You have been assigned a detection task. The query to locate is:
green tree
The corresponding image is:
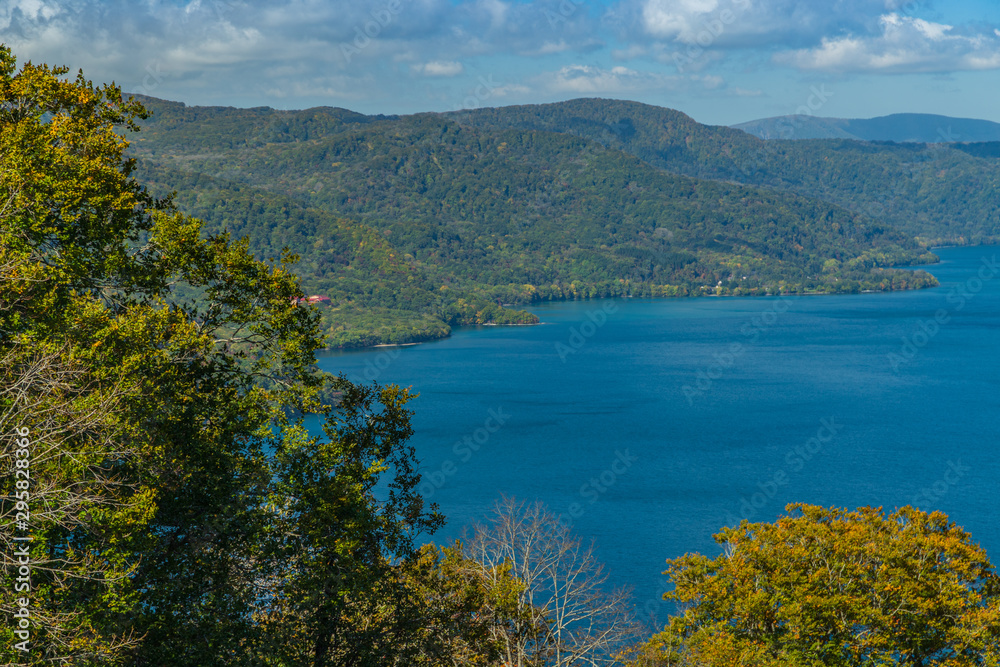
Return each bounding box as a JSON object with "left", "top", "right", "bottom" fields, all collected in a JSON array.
[
  {"left": 258, "top": 378, "right": 444, "bottom": 666},
  {"left": 392, "top": 542, "right": 524, "bottom": 666},
  {"left": 0, "top": 44, "right": 374, "bottom": 665},
  {"left": 629, "top": 504, "right": 1000, "bottom": 666},
  {"left": 0, "top": 345, "right": 151, "bottom": 662},
  {"left": 0, "top": 44, "right": 173, "bottom": 663},
  {"left": 0, "top": 44, "right": 505, "bottom": 667}
]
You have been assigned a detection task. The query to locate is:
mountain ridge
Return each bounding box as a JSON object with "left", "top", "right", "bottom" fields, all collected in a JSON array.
[
  {"left": 127, "top": 95, "right": 946, "bottom": 347},
  {"left": 445, "top": 98, "right": 1000, "bottom": 244},
  {"left": 732, "top": 112, "right": 1000, "bottom": 143}
]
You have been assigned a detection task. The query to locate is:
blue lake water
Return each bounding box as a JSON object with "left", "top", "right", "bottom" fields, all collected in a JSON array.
[{"left": 316, "top": 245, "right": 1000, "bottom": 625}]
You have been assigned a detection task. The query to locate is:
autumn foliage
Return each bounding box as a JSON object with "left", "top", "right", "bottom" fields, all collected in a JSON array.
[{"left": 630, "top": 504, "right": 1000, "bottom": 666}]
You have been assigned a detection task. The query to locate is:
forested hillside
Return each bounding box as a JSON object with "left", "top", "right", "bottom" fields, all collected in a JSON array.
[
  {"left": 130, "top": 96, "right": 938, "bottom": 347},
  {"left": 136, "top": 162, "right": 540, "bottom": 348},
  {"left": 452, "top": 99, "right": 1000, "bottom": 245},
  {"left": 733, "top": 112, "right": 1000, "bottom": 143}
]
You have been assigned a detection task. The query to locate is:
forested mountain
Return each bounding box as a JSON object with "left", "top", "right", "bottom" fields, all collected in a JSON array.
[
  {"left": 136, "top": 162, "right": 521, "bottom": 348},
  {"left": 734, "top": 112, "right": 1000, "bottom": 143},
  {"left": 451, "top": 99, "right": 1000, "bottom": 244},
  {"left": 130, "top": 96, "right": 938, "bottom": 347}
]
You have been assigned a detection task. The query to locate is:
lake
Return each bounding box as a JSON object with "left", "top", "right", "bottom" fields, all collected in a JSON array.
[{"left": 317, "top": 245, "right": 1000, "bottom": 626}]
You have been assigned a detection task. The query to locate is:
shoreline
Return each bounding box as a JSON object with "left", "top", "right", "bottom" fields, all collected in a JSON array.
[
  {"left": 324, "top": 246, "right": 989, "bottom": 352},
  {"left": 324, "top": 285, "right": 929, "bottom": 352}
]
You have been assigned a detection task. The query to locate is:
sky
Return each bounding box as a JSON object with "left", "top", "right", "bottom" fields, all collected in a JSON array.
[{"left": 3, "top": 0, "right": 1000, "bottom": 125}]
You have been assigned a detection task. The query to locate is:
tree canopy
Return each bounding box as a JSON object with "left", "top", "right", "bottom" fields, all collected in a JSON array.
[
  {"left": 0, "top": 44, "right": 447, "bottom": 665},
  {"left": 629, "top": 504, "right": 1000, "bottom": 667}
]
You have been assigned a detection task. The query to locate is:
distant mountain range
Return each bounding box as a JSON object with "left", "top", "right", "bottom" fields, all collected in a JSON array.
[
  {"left": 126, "top": 95, "right": 1000, "bottom": 346},
  {"left": 448, "top": 99, "right": 1000, "bottom": 244},
  {"left": 732, "top": 113, "right": 1000, "bottom": 143}
]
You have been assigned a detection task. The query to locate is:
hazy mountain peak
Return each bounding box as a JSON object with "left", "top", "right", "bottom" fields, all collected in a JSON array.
[{"left": 733, "top": 112, "right": 1000, "bottom": 143}]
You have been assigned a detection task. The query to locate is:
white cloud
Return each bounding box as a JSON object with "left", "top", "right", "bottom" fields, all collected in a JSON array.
[
  {"left": 5, "top": 0, "right": 1000, "bottom": 115},
  {"left": 0, "top": 0, "right": 61, "bottom": 27},
  {"left": 535, "top": 64, "right": 684, "bottom": 94},
  {"left": 520, "top": 40, "right": 573, "bottom": 56},
  {"left": 611, "top": 0, "right": 986, "bottom": 54},
  {"left": 777, "top": 13, "right": 1000, "bottom": 72},
  {"left": 1, "top": 0, "right": 605, "bottom": 110},
  {"left": 490, "top": 83, "right": 531, "bottom": 97},
  {"left": 696, "top": 74, "right": 724, "bottom": 89},
  {"left": 641, "top": 0, "right": 720, "bottom": 41},
  {"left": 520, "top": 65, "right": 755, "bottom": 101},
  {"left": 616, "top": 0, "right": 1000, "bottom": 76},
  {"left": 475, "top": 0, "right": 510, "bottom": 30},
  {"left": 730, "top": 86, "right": 763, "bottom": 97},
  {"left": 612, "top": 44, "right": 648, "bottom": 60},
  {"left": 413, "top": 60, "right": 464, "bottom": 76},
  {"left": 267, "top": 76, "right": 378, "bottom": 100}
]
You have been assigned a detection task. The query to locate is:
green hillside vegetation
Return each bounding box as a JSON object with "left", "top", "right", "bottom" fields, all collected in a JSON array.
[
  {"left": 131, "top": 97, "right": 937, "bottom": 348},
  {"left": 135, "top": 162, "right": 537, "bottom": 347},
  {"left": 450, "top": 98, "right": 1000, "bottom": 246},
  {"left": 953, "top": 141, "right": 1000, "bottom": 159}
]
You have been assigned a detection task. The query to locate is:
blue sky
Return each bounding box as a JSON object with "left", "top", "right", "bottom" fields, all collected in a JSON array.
[{"left": 3, "top": 0, "right": 1000, "bottom": 124}]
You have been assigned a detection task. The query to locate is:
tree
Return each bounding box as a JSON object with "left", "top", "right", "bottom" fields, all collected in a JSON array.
[
  {"left": 0, "top": 44, "right": 494, "bottom": 666},
  {"left": 392, "top": 542, "right": 523, "bottom": 666},
  {"left": 301, "top": 540, "right": 525, "bottom": 667},
  {"left": 0, "top": 43, "right": 353, "bottom": 665},
  {"left": 0, "top": 345, "right": 149, "bottom": 662},
  {"left": 0, "top": 44, "right": 177, "bottom": 664},
  {"left": 258, "top": 378, "right": 445, "bottom": 667},
  {"left": 629, "top": 504, "right": 1000, "bottom": 667},
  {"left": 464, "top": 496, "right": 643, "bottom": 667}
]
